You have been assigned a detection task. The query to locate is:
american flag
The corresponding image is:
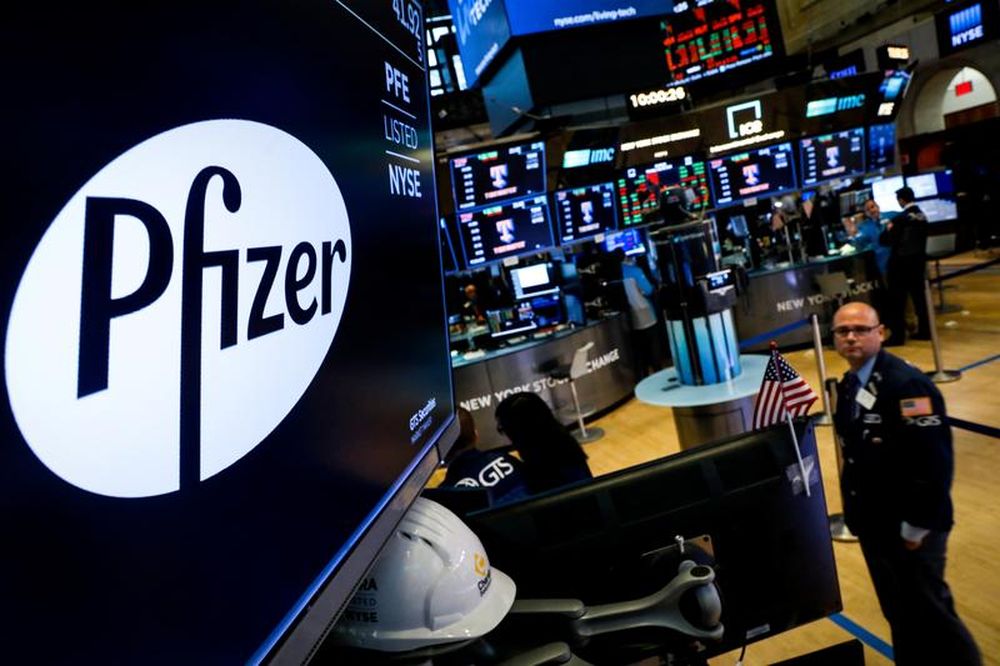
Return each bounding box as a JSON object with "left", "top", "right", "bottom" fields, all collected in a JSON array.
[{"left": 752, "top": 347, "right": 819, "bottom": 430}]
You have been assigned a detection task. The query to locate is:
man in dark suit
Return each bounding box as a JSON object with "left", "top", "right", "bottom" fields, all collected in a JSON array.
[
  {"left": 832, "top": 301, "right": 980, "bottom": 665},
  {"left": 879, "top": 186, "right": 930, "bottom": 345}
]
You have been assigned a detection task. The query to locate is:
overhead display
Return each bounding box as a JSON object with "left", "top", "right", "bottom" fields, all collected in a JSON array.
[
  {"left": 935, "top": 0, "right": 1000, "bottom": 56},
  {"left": 447, "top": 0, "right": 513, "bottom": 86},
  {"left": 799, "top": 127, "right": 866, "bottom": 187},
  {"left": 553, "top": 182, "right": 619, "bottom": 245},
  {"left": 4, "top": 1, "right": 455, "bottom": 664},
  {"left": 867, "top": 123, "right": 896, "bottom": 171},
  {"left": 456, "top": 195, "right": 556, "bottom": 266},
  {"left": 617, "top": 156, "right": 711, "bottom": 227},
  {"left": 450, "top": 140, "right": 547, "bottom": 211},
  {"left": 660, "top": 0, "right": 782, "bottom": 88},
  {"left": 708, "top": 142, "right": 798, "bottom": 206},
  {"left": 505, "top": 0, "right": 676, "bottom": 35}
]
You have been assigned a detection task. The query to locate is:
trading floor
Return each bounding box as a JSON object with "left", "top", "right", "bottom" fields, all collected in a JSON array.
[{"left": 581, "top": 250, "right": 1000, "bottom": 665}]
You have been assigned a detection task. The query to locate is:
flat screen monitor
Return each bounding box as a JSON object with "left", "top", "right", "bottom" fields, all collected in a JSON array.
[
  {"left": 462, "top": 419, "right": 841, "bottom": 663},
  {"left": 918, "top": 197, "right": 959, "bottom": 223},
  {"left": 457, "top": 195, "right": 557, "bottom": 267},
  {"left": 867, "top": 123, "right": 896, "bottom": 171},
  {"left": 487, "top": 294, "right": 564, "bottom": 337},
  {"left": 660, "top": 0, "right": 782, "bottom": 89},
  {"left": 907, "top": 169, "right": 954, "bottom": 200},
  {"left": 871, "top": 175, "right": 905, "bottom": 213},
  {"left": 616, "top": 156, "right": 712, "bottom": 227},
  {"left": 446, "top": 0, "right": 512, "bottom": 86},
  {"left": 799, "top": 128, "right": 866, "bottom": 187},
  {"left": 604, "top": 228, "right": 647, "bottom": 256},
  {"left": 707, "top": 142, "right": 798, "bottom": 207},
  {"left": 450, "top": 140, "right": 547, "bottom": 211},
  {"left": 5, "top": 1, "right": 457, "bottom": 664},
  {"left": 510, "top": 262, "right": 559, "bottom": 299},
  {"left": 553, "top": 182, "right": 618, "bottom": 245},
  {"left": 440, "top": 217, "right": 461, "bottom": 274}
]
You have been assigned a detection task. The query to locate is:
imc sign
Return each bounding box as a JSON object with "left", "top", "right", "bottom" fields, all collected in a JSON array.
[{"left": 5, "top": 120, "right": 352, "bottom": 498}]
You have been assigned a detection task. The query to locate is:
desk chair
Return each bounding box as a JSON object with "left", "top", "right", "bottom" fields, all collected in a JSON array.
[
  {"left": 549, "top": 342, "right": 604, "bottom": 444},
  {"left": 926, "top": 233, "right": 961, "bottom": 313}
]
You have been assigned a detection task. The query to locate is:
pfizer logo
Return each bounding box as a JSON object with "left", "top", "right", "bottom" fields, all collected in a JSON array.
[{"left": 5, "top": 120, "right": 351, "bottom": 498}]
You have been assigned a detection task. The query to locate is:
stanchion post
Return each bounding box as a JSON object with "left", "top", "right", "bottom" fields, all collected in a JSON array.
[
  {"left": 824, "top": 377, "right": 858, "bottom": 542},
  {"left": 923, "top": 276, "right": 961, "bottom": 384},
  {"left": 810, "top": 314, "right": 832, "bottom": 426}
]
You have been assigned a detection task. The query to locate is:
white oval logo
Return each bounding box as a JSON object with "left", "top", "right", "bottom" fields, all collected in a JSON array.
[{"left": 5, "top": 119, "right": 352, "bottom": 498}]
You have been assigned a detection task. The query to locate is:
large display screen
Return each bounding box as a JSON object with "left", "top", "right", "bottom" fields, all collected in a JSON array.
[
  {"left": 450, "top": 140, "right": 547, "bottom": 211},
  {"left": 505, "top": 0, "right": 676, "bottom": 35},
  {"left": 5, "top": 1, "right": 455, "bottom": 664},
  {"left": 936, "top": 0, "right": 1000, "bottom": 56},
  {"left": 867, "top": 123, "right": 896, "bottom": 171},
  {"left": 660, "top": 0, "right": 781, "bottom": 88},
  {"left": 799, "top": 128, "right": 866, "bottom": 187},
  {"left": 553, "top": 182, "right": 619, "bottom": 245},
  {"left": 708, "top": 142, "right": 798, "bottom": 206},
  {"left": 616, "top": 156, "right": 711, "bottom": 227},
  {"left": 447, "top": 0, "right": 513, "bottom": 86},
  {"left": 456, "top": 195, "right": 556, "bottom": 266}
]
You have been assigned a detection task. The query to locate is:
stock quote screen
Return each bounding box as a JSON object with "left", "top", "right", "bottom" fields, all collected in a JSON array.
[
  {"left": 799, "top": 128, "right": 865, "bottom": 187},
  {"left": 616, "top": 157, "right": 711, "bottom": 227},
  {"left": 449, "top": 141, "right": 547, "bottom": 211},
  {"left": 708, "top": 142, "right": 798, "bottom": 206},
  {"left": 661, "top": 0, "right": 780, "bottom": 87},
  {"left": 456, "top": 195, "right": 556, "bottom": 267}
]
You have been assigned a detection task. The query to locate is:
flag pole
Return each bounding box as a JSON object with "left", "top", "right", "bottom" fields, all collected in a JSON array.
[{"left": 771, "top": 341, "right": 812, "bottom": 498}]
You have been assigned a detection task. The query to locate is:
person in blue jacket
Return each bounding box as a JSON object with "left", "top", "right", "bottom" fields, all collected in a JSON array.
[
  {"left": 832, "top": 301, "right": 980, "bottom": 665},
  {"left": 843, "top": 198, "right": 890, "bottom": 276}
]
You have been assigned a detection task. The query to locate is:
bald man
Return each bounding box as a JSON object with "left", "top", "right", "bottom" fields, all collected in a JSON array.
[{"left": 831, "top": 302, "right": 979, "bottom": 664}]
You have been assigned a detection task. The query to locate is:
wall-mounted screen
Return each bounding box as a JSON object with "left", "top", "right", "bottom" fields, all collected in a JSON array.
[
  {"left": 799, "top": 128, "right": 866, "bottom": 187},
  {"left": 446, "top": 0, "right": 512, "bottom": 86},
  {"left": 616, "top": 156, "right": 711, "bottom": 227},
  {"left": 505, "top": 0, "right": 676, "bottom": 35},
  {"left": 707, "top": 142, "right": 798, "bottom": 207},
  {"left": 5, "top": 1, "right": 456, "bottom": 664},
  {"left": 456, "top": 195, "right": 556, "bottom": 267},
  {"left": 553, "top": 182, "right": 619, "bottom": 245},
  {"left": 604, "top": 228, "right": 647, "bottom": 255},
  {"left": 660, "top": 0, "right": 782, "bottom": 88},
  {"left": 936, "top": 0, "right": 1000, "bottom": 56},
  {"left": 871, "top": 175, "right": 905, "bottom": 213},
  {"left": 867, "top": 123, "right": 896, "bottom": 171},
  {"left": 450, "top": 140, "right": 547, "bottom": 211}
]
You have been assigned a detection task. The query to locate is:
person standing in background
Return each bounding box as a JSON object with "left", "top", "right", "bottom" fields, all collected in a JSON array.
[
  {"left": 880, "top": 186, "right": 930, "bottom": 344},
  {"left": 831, "top": 302, "right": 980, "bottom": 665}
]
